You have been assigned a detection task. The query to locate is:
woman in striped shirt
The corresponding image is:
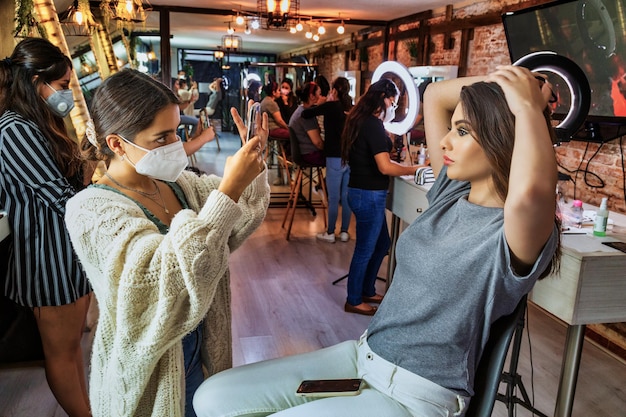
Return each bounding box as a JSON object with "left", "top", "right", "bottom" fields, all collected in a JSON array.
[{"left": 0, "top": 38, "right": 92, "bottom": 416}]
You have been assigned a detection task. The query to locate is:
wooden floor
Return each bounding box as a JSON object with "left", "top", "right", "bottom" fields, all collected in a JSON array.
[{"left": 1, "top": 131, "right": 626, "bottom": 416}]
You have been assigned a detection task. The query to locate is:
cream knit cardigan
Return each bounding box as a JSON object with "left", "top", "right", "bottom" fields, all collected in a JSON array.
[{"left": 65, "top": 169, "right": 270, "bottom": 417}]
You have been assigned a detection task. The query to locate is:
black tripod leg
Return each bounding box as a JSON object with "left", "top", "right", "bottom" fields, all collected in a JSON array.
[
  {"left": 332, "top": 274, "right": 348, "bottom": 285},
  {"left": 498, "top": 310, "right": 549, "bottom": 417}
]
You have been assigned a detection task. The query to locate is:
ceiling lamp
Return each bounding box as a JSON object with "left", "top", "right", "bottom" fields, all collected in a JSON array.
[
  {"left": 251, "top": 18, "right": 260, "bottom": 30},
  {"left": 227, "top": 22, "right": 235, "bottom": 34},
  {"left": 317, "top": 24, "right": 325, "bottom": 35},
  {"left": 259, "top": 0, "right": 300, "bottom": 29},
  {"left": 222, "top": 34, "right": 242, "bottom": 52},
  {"left": 236, "top": 14, "right": 245, "bottom": 25},
  {"left": 337, "top": 21, "right": 345, "bottom": 34},
  {"left": 214, "top": 49, "right": 225, "bottom": 60}
]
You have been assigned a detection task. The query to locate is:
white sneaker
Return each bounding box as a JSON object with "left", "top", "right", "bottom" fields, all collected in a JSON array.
[
  {"left": 339, "top": 232, "right": 350, "bottom": 242},
  {"left": 316, "top": 232, "right": 336, "bottom": 243}
]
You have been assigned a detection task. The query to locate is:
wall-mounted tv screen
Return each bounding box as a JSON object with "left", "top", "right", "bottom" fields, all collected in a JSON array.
[{"left": 503, "top": 0, "right": 626, "bottom": 141}]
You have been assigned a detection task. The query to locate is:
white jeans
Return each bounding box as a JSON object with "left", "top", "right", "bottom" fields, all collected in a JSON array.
[{"left": 193, "top": 333, "right": 469, "bottom": 417}]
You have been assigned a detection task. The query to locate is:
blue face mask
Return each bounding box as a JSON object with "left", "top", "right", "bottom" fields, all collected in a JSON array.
[{"left": 45, "top": 83, "right": 74, "bottom": 117}]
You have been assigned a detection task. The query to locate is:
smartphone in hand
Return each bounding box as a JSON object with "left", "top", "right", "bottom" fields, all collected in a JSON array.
[{"left": 295, "top": 378, "right": 363, "bottom": 397}]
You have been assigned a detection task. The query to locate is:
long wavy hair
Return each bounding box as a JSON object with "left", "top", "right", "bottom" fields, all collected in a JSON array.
[
  {"left": 460, "top": 81, "right": 560, "bottom": 277},
  {"left": 341, "top": 78, "right": 398, "bottom": 163},
  {"left": 81, "top": 69, "right": 179, "bottom": 164},
  {"left": 0, "top": 38, "right": 80, "bottom": 180}
]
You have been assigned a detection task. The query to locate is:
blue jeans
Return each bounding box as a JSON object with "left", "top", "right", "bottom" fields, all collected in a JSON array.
[
  {"left": 346, "top": 188, "right": 390, "bottom": 306},
  {"left": 325, "top": 157, "right": 351, "bottom": 235},
  {"left": 183, "top": 324, "right": 204, "bottom": 417},
  {"left": 192, "top": 333, "right": 468, "bottom": 417}
]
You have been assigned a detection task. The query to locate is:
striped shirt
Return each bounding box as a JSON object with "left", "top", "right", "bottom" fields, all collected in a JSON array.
[{"left": 0, "top": 111, "right": 90, "bottom": 307}]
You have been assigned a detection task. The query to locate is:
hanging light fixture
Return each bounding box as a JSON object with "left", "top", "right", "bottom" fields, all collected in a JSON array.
[
  {"left": 337, "top": 20, "right": 345, "bottom": 34},
  {"left": 260, "top": 0, "right": 299, "bottom": 29},
  {"left": 214, "top": 49, "right": 225, "bottom": 60},
  {"left": 222, "top": 34, "right": 242, "bottom": 52}
]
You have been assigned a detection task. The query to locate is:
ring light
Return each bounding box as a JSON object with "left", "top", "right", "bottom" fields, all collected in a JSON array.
[
  {"left": 372, "top": 61, "right": 420, "bottom": 135},
  {"left": 514, "top": 51, "right": 591, "bottom": 141}
]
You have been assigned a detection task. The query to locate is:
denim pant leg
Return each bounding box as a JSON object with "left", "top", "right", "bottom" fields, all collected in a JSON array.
[
  {"left": 339, "top": 163, "right": 352, "bottom": 233},
  {"left": 363, "top": 218, "right": 390, "bottom": 297},
  {"left": 346, "top": 188, "right": 389, "bottom": 306},
  {"left": 193, "top": 341, "right": 360, "bottom": 417},
  {"left": 325, "top": 157, "right": 343, "bottom": 234},
  {"left": 183, "top": 325, "right": 205, "bottom": 417}
]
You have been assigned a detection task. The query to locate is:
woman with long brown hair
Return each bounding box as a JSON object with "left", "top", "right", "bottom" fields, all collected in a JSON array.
[
  {"left": 192, "top": 66, "right": 560, "bottom": 417},
  {"left": 0, "top": 38, "right": 92, "bottom": 416}
]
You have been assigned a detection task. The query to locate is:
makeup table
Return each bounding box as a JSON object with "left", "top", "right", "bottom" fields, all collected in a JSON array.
[{"left": 386, "top": 175, "right": 626, "bottom": 417}]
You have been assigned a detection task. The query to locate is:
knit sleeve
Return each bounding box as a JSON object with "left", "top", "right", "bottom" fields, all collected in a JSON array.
[{"left": 176, "top": 168, "right": 271, "bottom": 253}]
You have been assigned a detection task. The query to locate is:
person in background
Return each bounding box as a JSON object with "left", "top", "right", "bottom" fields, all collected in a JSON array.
[
  {"left": 289, "top": 81, "right": 324, "bottom": 166},
  {"left": 260, "top": 81, "right": 290, "bottom": 140},
  {"left": 179, "top": 78, "right": 199, "bottom": 118},
  {"left": 302, "top": 77, "right": 353, "bottom": 243},
  {"left": 247, "top": 79, "right": 262, "bottom": 104},
  {"left": 192, "top": 66, "right": 561, "bottom": 417},
  {"left": 275, "top": 78, "right": 298, "bottom": 125},
  {"left": 314, "top": 75, "right": 331, "bottom": 139},
  {"left": 65, "top": 68, "right": 270, "bottom": 417},
  {"left": 205, "top": 77, "right": 223, "bottom": 118},
  {"left": 0, "top": 37, "right": 92, "bottom": 416},
  {"left": 315, "top": 75, "right": 331, "bottom": 105},
  {"left": 177, "top": 90, "right": 198, "bottom": 134},
  {"left": 341, "top": 78, "right": 421, "bottom": 315}
]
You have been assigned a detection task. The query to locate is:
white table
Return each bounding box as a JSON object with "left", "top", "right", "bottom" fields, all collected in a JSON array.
[{"left": 386, "top": 176, "right": 626, "bottom": 417}]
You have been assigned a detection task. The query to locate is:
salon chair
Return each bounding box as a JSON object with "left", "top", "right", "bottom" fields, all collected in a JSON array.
[
  {"left": 281, "top": 127, "right": 327, "bottom": 240},
  {"left": 465, "top": 295, "right": 545, "bottom": 417}
]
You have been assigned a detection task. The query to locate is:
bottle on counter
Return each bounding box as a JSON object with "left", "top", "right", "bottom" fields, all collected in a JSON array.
[
  {"left": 593, "top": 197, "right": 609, "bottom": 237},
  {"left": 571, "top": 200, "right": 583, "bottom": 228},
  {"left": 418, "top": 144, "right": 427, "bottom": 165}
]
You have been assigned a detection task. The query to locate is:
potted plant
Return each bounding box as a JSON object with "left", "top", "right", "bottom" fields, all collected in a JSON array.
[{"left": 405, "top": 39, "right": 419, "bottom": 65}]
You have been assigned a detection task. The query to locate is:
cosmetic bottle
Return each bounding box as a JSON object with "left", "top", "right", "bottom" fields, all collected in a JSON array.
[
  {"left": 571, "top": 200, "right": 583, "bottom": 228},
  {"left": 593, "top": 197, "right": 609, "bottom": 237}
]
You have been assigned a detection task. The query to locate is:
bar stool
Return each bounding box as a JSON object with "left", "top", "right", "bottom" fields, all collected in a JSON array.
[{"left": 281, "top": 127, "right": 327, "bottom": 240}]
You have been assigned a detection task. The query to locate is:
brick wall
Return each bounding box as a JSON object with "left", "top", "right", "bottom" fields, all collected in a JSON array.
[{"left": 307, "top": 0, "right": 626, "bottom": 215}]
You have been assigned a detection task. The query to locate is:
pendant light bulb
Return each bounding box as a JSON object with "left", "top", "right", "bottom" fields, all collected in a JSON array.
[
  {"left": 337, "top": 21, "right": 345, "bottom": 34},
  {"left": 296, "top": 21, "right": 303, "bottom": 31},
  {"left": 75, "top": 10, "right": 83, "bottom": 25}
]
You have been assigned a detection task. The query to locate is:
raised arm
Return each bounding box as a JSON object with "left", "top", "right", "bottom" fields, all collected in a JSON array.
[
  {"left": 422, "top": 76, "right": 484, "bottom": 178},
  {"left": 486, "top": 66, "right": 557, "bottom": 271}
]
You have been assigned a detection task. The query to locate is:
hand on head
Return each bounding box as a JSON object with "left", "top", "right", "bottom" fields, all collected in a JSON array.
[{"left": 485, "top": 65, "right": 553, "bottom": 116}]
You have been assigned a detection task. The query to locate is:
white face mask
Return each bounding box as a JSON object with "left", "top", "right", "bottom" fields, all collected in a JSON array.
[
  {"left": 381, "top": 106, "right": 396, "bottom": 123},
  {"left": 120, "top": 135, "right": 188, "bottom": 182},
  {"left": 380, "top": 96, "right": 398, "bottom": 124}
]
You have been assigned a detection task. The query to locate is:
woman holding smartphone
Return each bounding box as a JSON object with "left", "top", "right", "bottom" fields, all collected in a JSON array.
[{"left": 65, "top": 69, "right": 270, "bottom": 417}]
